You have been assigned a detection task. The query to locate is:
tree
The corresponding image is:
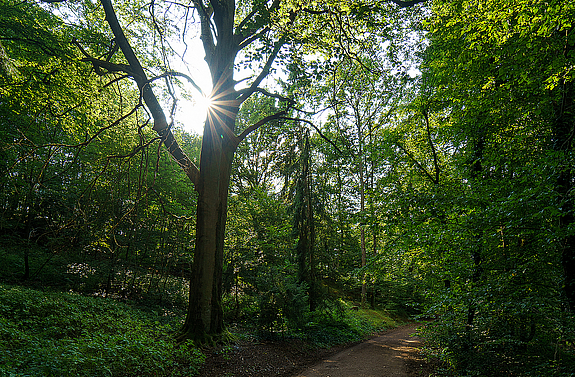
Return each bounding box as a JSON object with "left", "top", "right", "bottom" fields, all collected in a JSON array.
[
  {"left": 412, "top": 0, "right": 575, "bottom": 373},
  {"left": 29, "top": 0, "right": 427, "bottom": 342},
  {"left": 293, "top": 129, "right": 316, "bottom": 311},
  {"left": 65, "top": 0, "right": 293, "bottom": 342},
  {"left": 0, "top": 0, "right": 122, "bottom": 279}
]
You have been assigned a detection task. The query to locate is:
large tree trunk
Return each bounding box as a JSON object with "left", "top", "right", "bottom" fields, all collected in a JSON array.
[
  {"left": 553, "top": 75, "right": 575, "bottom": 313},
  {"left": 178, "top": 109, "right": 238, "bottom": 341}
]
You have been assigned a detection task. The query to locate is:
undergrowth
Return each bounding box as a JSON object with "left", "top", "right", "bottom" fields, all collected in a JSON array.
[
  {"left": 0, "top": 281, "right": 407, "bottom": 376},
  {"left": 299, "top": 303, "right": 401, "bottom": 348},
  {"left": 256, "top": 300, "right": 402, "bottom": 348},
  {"left": 0, "top": 284, "right": 204, "bottom": 377}
]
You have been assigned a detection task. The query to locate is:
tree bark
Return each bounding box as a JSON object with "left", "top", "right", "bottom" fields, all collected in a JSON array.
[
  {"left": 295, "top": 133, "right": 316, "bottom": 312},
  {"left": 553, "top": 71, "right": 575, "bottom": 313},
  {"left": 357, "top": 121, "right": 367, "bottom": 307}
]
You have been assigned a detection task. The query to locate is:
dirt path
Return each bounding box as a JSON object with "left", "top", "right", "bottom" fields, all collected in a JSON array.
[{"left": 293, "top": 323, "right": 423, "bottom": 377}]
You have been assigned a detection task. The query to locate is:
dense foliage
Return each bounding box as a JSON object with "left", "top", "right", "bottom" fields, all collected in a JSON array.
[{"left": 1, "top": 0, "right": 575, "bottom": 376}]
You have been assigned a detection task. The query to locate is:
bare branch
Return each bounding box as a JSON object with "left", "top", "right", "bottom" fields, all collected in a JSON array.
[
  {"left": 281, "top": 117, "right": 343, "bottom": 154},
  {"left": 81, "top": 56, "right": 137, "bottom": 77},
  {"left": 332, "top": 13, "right": 379, "bottom": 75},
  {"left": 236, "top": 110, "right": 288, "bottom": 143},
  {"left": 236, "top": 87, "right": 295, "bottom": 105},
  {"left": 389, "top": 0, "right": 428, "bottom": 7},
  {"left": 149, "top": 70, "right": 206, "bottom": 96},
  {"left": 237, "top": 26, "right": 270, "bottom": 50},
  {"left": 73, "top": 39, "right": 137, "bottom": 77},
  {"left": 98, "top": 0, "right": 200, "bottom": 188},
  {"left": 237, "top": 37, "right": 285, "bottom": 103},
  {"left": 101, "top": 74, "right": 130, "bottom": 89},
  {"left": 236, "top": 7, "right": 260, "bottom": 33}
]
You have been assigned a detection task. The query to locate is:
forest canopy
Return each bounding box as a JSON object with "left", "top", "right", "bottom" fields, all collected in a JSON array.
[{"left": 1, "top": 0, "right": 574, "bottom": 376}]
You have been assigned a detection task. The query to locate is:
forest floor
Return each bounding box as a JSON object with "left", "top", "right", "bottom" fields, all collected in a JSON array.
[{"left": 200, "top": 323, "right": 438, "bottom": 377}]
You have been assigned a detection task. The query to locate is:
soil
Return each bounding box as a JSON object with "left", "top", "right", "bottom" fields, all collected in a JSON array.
[{"left": 199, "top": 323, "right": 438, "bottom": 377}]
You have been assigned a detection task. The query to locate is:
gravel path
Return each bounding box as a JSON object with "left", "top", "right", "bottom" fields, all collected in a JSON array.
[{"left": 293, "top": 323, "right": 422, "bottom": 377}]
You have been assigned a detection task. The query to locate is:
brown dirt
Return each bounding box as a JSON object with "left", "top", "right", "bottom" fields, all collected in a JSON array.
[{"left": 199, "top": 323, "right": 438, "bottom": 377}]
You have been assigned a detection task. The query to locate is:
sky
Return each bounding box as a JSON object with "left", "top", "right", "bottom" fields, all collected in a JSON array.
[{"left": 171, "top": 39, "right": 212, "bottom": 135}]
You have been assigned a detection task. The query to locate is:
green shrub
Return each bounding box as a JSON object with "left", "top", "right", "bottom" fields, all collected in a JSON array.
[
  {"left": 420, "top": 307, "right": 575, "bottom": 377},
  {"left": 257, "top": 279, "right": 309, "bottom": 332},
  {"left": 293, "top": 302, "right": 397, "bottom": 348}
]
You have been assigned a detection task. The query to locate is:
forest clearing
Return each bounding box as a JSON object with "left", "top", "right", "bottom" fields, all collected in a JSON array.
[{"left": 1, "top": 0, "right": 575, "bottom": 376}]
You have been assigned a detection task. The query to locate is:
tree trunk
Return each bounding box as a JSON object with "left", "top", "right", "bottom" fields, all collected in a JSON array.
[
  {"left": 357, "top": 122, "right": 367, "bottom": 307},
  {"left": 465, "top": 134, "right": 485, "bottom": 355},
  {"left": 98, "top": 0, "right": 284, "bottom": 342},
  {"left": 178, "top": 17, "right": 240, "bottom": 337},
  {"left": 178, "top": 110, "right": 238, "bottom": 341},
  {"left": 295, "top": 133, "right": 316, "bottom": 312},
  {"left": 553, "top": 73, "right": 575, "bottom": 312}
]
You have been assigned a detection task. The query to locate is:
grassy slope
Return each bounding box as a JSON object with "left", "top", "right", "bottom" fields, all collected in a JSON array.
[{"left": 0, "top": 284, "right": 203, "bottom": 377}]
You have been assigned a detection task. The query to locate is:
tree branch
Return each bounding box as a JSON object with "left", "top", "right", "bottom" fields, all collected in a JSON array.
[
  {"left": 302, "top": 8, "right": 329, "bottom": 15},
  {"left": 395, "top": 141, "right": 437, "bottom": 184},
  {"left": 389, "top": 0, "right": 428, "bottom": 7},
  {"left": 236, "top": 0, "right": 280, "bottom": 41},
  {"left": 236, "top": 87, "right": 295, "bottom": 105},
  {"left": 192, "top": 0, "right": 215, "bottom": 65},
  {"left": 236, "top": 110, "right": 288, "bottom": 144},
  {"left": 73, "top": 39, "right": 137, "bottom": 77},
  {"left": 149, "top": 70, "right": 206, "bottom": 96},
  {"left": 98, "top": 0, "right": 200, "bottom": 188},
  {"left": 236, "top": 8, "right": 260, "bottom": 33},
  {"left": 237, "top": 37, "right": 285, "bottom": 103},
  {"left": 237, "top": 27, "right": 270, "bottom": 51},
  {"left": 281, "top": 117, "right": 343, "bottom": 154},
  {"left": 423, "top": 109, "right": 440, "bottom": 184},
  {"left": 81, "top": 56, "right": 136, "bottom": 77}
]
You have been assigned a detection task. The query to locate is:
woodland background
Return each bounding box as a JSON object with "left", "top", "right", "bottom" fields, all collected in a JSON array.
[{"left": 1, "top": 0, "right": 574, "bottom": 376}]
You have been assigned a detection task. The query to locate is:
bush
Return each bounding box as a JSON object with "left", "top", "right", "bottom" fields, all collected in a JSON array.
[
  {"left": 257, "top": 278, "right": 309, "bottom": 333},
  {"left": 293, "top": 302, "right": 398, "bottom": 348},
  {"left": 420, "top": 307, "right": 575, "bottom": 377}
]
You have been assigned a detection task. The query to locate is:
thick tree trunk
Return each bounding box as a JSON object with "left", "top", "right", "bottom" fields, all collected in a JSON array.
[
  {"left": 553, "top": 75, "right": 575, "bottom": 312},
  {"left": 179, "top": 110, "right": 237, "bottom": 341},
  {"left": 99, "top": 0, "right": 290, "bottom": 342},
  {"left": 211, "top": 135, "right": 236, "bottom": 335}
]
